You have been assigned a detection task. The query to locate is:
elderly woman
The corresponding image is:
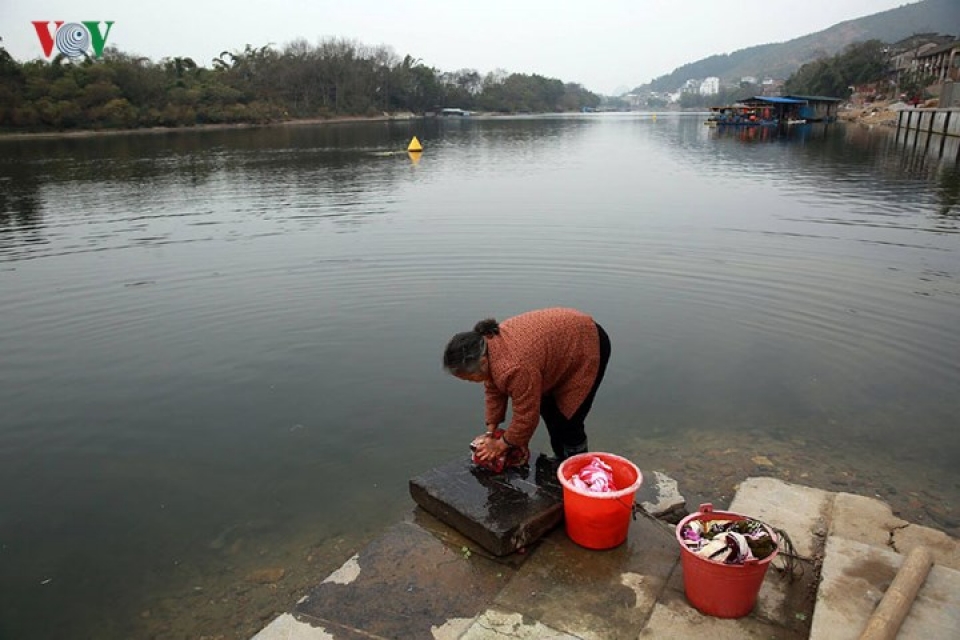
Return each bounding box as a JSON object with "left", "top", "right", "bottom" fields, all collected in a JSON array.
[{"left": 443, "top": 307, "right": 611, "bottom": 467}]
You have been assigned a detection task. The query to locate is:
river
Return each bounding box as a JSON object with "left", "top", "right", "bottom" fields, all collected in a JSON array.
[{"left": 1, "top": 114, "right": 958, "bottom": 638}]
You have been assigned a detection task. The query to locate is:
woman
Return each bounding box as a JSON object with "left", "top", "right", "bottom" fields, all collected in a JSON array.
[{"left": 443, "top": 307, "right": 611, "bottom": 467}]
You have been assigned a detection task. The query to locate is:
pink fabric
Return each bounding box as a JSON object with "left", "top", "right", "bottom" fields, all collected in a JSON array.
[{"left": 570, "top": 456, "right": 618, "bottom": 493}]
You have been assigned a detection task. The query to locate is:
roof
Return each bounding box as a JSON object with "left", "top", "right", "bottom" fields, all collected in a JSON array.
[
  {"left": 745, "top": 96, "right": 807, "bottom": 104},
  {"left": 916, "top": 40, "right": 960, "bottom": 58},
  {"left": 782, "top": 95, "right": 843, "bottom": 103}
]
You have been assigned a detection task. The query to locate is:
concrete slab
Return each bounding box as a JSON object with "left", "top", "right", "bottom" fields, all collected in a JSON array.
[
  {"left": 831, "top": 492, "right": 960, "bottom": 571},
  {"left": 460, "top": 609, "right": 583, "bottom": 639},
  {"left": 292, "top": 520, "right": 514, "bottom": 639},
  {"left": 252, "top": 477, "right": 960, "bottom": 640},
  {"left": 729, "top": 477, "right": 834, "bottom": 559},
  {"left": 253, "top": 613, "right": 383, "bottom": 640},
  {"left": 752, "top": 558, "right": 818, "bottom": 631},
  {"left": 893, "top": 524, "right": 960, "bottom": 571},
  {"left": 252, "top": 613, "right": 339, "bottom": 640},
  {"left": 640, "top": 589, "right": 807, "bottom": 639},
  {"left": 829, "top": 492, "right": 906, "bottom": 548},
  {"left": 409, "top": 454, "right": 564, "bottom": 557},
  {"left": 809, "top": 536, "right": 960, "bottom": 640},
  {"left": 494, "top": 512, "right": 679, "bottom": 640}
]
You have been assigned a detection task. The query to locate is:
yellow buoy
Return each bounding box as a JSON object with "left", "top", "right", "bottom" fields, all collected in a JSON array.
[{"left": 407, "top": 136, "right": 423, "bottom": 152}]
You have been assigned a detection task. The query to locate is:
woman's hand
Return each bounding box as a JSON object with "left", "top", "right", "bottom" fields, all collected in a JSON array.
[{"left": 474, "top": 434, "right": 508, "bottom": 462}]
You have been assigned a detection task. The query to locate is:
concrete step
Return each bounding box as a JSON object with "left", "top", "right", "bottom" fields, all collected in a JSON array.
[
  {"left": 485, "top": 511, "right": 679, "bottom": 639},
  {"left": 809, "top": 537, "right": 960, "bottom": 639},
  {"left": 252, "top": 475, "right": 960, "bottom": 640},
  {"left": 730, "top": 477, "right": 960, "bottom": 640},
  {"left": 253, "top": 509, "right": 527, "bottom": 640}
]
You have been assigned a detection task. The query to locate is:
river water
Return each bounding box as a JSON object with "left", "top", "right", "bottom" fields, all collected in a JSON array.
[{"left": 1, "top": 114, "right": 958, "bottom": 638}]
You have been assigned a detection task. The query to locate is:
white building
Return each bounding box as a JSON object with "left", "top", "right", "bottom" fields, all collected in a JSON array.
[{"left": 699, "top": 77, "right": 720, "bottom": 95}]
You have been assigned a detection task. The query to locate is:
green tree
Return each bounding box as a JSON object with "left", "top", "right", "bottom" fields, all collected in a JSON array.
[{"left": 785, "top": 40, "right": 890, "bottom": 98}]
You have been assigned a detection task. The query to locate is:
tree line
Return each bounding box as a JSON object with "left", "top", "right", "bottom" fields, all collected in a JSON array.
[{"left": 0, "top": 38, "right": 601, "bottom": 132}]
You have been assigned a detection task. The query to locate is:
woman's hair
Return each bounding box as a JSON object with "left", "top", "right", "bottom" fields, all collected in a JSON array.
[{"left": 443, "top": 318, "right": 500, "bottom": 374}]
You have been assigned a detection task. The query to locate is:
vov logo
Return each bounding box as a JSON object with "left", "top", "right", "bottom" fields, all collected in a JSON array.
[{"left": 32, "top": 21, "right": 115, "bottom": 59}]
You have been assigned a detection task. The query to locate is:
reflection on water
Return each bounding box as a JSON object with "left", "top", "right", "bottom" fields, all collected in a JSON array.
[{"left": 1, "top": 115, "right": 958, "bottom": 639}]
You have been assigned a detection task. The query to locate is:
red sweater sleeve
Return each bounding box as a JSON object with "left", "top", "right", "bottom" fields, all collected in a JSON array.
[
  {"left": 484, "top": 380, "right": 507, "bottom": 426},
  {"left": 500, "top": 366, "right": 542, "bottom": 448}
]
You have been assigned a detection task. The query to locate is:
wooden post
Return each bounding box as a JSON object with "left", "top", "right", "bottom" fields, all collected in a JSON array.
[
  {"left": 858, "top": 547, "right": 934, "bottom": 640},
  {"left": 939, "top": 111, "right": 951, "bottom": 157}
]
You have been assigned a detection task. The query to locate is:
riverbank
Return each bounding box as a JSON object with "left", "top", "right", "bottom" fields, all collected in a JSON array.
[
  {"left": 253, "top": 475, "right": 960, "bottom": 640},
  {"left": 0, "top": 113, "right": 420, "bottom": 141},
  {"left": 837, "top": 99, "right": 941, "bottom": 128},
  {"left": 131, "top": 425, "right": 959, "bottom": 639}
]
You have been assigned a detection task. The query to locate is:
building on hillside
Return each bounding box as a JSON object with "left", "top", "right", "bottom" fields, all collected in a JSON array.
[
  {"left": 740, "top": 76, "right": 758, "bottom": 86},
  {"left": 680, "top": 78, "right": 700, "bottom": 95},
  {"left": 888, "top": 33, "right": 957, "bottom": 89},
  {"left": 910, "top": 39, "right": 960, "bottom": 107},
  {"left": 848, "top": 83, "right": 886, "bottom": 104},
  {"left": 699, "top": 77, "right": 720, "bottom": 95},
  {"left": 760, "top": 78, "right": 784, "bottom": 97},
  {"left": 914, "top": 39, "right": 960, "bottom": 84}
]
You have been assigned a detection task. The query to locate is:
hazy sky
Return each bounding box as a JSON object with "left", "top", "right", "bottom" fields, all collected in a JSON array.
[{"left": 2, "top": 0, "right": 918, "bottom": 95}]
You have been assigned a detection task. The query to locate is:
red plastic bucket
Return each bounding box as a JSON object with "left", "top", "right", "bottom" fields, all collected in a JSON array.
[
  {"left": 557, "top": 453, "right": 643, "bottom": 550},
  {"left": 675, "top": 503, "right": 779, "bottom": 618}
]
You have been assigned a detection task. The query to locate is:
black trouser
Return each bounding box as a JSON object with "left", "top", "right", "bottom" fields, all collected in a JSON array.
[{"left": 540, "top": 322, "right": 611, "bottom": 458}]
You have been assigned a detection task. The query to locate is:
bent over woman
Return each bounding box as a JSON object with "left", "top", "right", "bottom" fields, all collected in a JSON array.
[{"left": 443, "top": 307, "right": 611, "bottom": 466}]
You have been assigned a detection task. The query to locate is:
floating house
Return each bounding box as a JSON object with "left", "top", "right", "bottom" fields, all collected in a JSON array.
[
  {"left": 706, "top": 95, "right": 841, "bottom": 127},
  {"left": 781, "top": 95, "right": 842, "bottom": 122}
]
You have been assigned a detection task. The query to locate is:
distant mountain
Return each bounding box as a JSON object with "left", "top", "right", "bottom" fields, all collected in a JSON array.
[{"left": 632, "top": 0, "right": 960, "bottom": 94}]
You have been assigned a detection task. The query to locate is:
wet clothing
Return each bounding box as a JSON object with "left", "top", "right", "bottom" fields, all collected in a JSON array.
[
  {"left": 470, "top": 428, "right": 530, "bottom": 473},
  {"left": 483, "top": 308, "right": 610, "bottom": 455}
]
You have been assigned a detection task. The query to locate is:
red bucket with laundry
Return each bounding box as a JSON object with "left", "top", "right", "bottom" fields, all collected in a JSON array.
[
  {"left": 556, "top": 453, "right": 643, "bottom": 550},
  {"left": 675, "top": 503, "right": 779, "bottom": 618}
]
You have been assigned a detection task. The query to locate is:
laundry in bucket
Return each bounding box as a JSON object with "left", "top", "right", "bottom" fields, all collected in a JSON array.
[
  {"left": 680, "top": 518, "right": 776, "bottom": 564},
  {"left": 470, "top": 428, "right": 530, "bottom": 473},
  {"left": 569, "top": 456, "right": 618, "bottom": 493}
]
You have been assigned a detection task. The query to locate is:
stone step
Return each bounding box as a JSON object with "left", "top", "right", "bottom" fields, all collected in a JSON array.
[
  {"left": 408, "top": 453, "right": 565, "bottom": 557},
  {"left": 253, "top": 510, "right": 526, "bottom": 640},
  {"left": 486, "top": 512, "right": 680, "bottom": 639},
  {"left": 827, "top": 492, "right": 960, "bottom": 571},
  {"left": 728, "top": 476, "right": 833, "bottom": 560},
  {"left": 729, "top": 477, "right": 960, "bottom": 640},
  {"left": 252, "top": 475, "right": 960, "bottom": 640},
  {"left": 810, "top": 537, "right": 960, "bottom": 639}
]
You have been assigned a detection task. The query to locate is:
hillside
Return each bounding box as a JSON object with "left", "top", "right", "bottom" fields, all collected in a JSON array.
[{"left": 633, "top": 0, "right": 960, "bottom": 94}]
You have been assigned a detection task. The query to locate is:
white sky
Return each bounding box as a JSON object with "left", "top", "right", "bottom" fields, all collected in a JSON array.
[{"left": 1, "top": 0, "right": 918, "bottom": 95}]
